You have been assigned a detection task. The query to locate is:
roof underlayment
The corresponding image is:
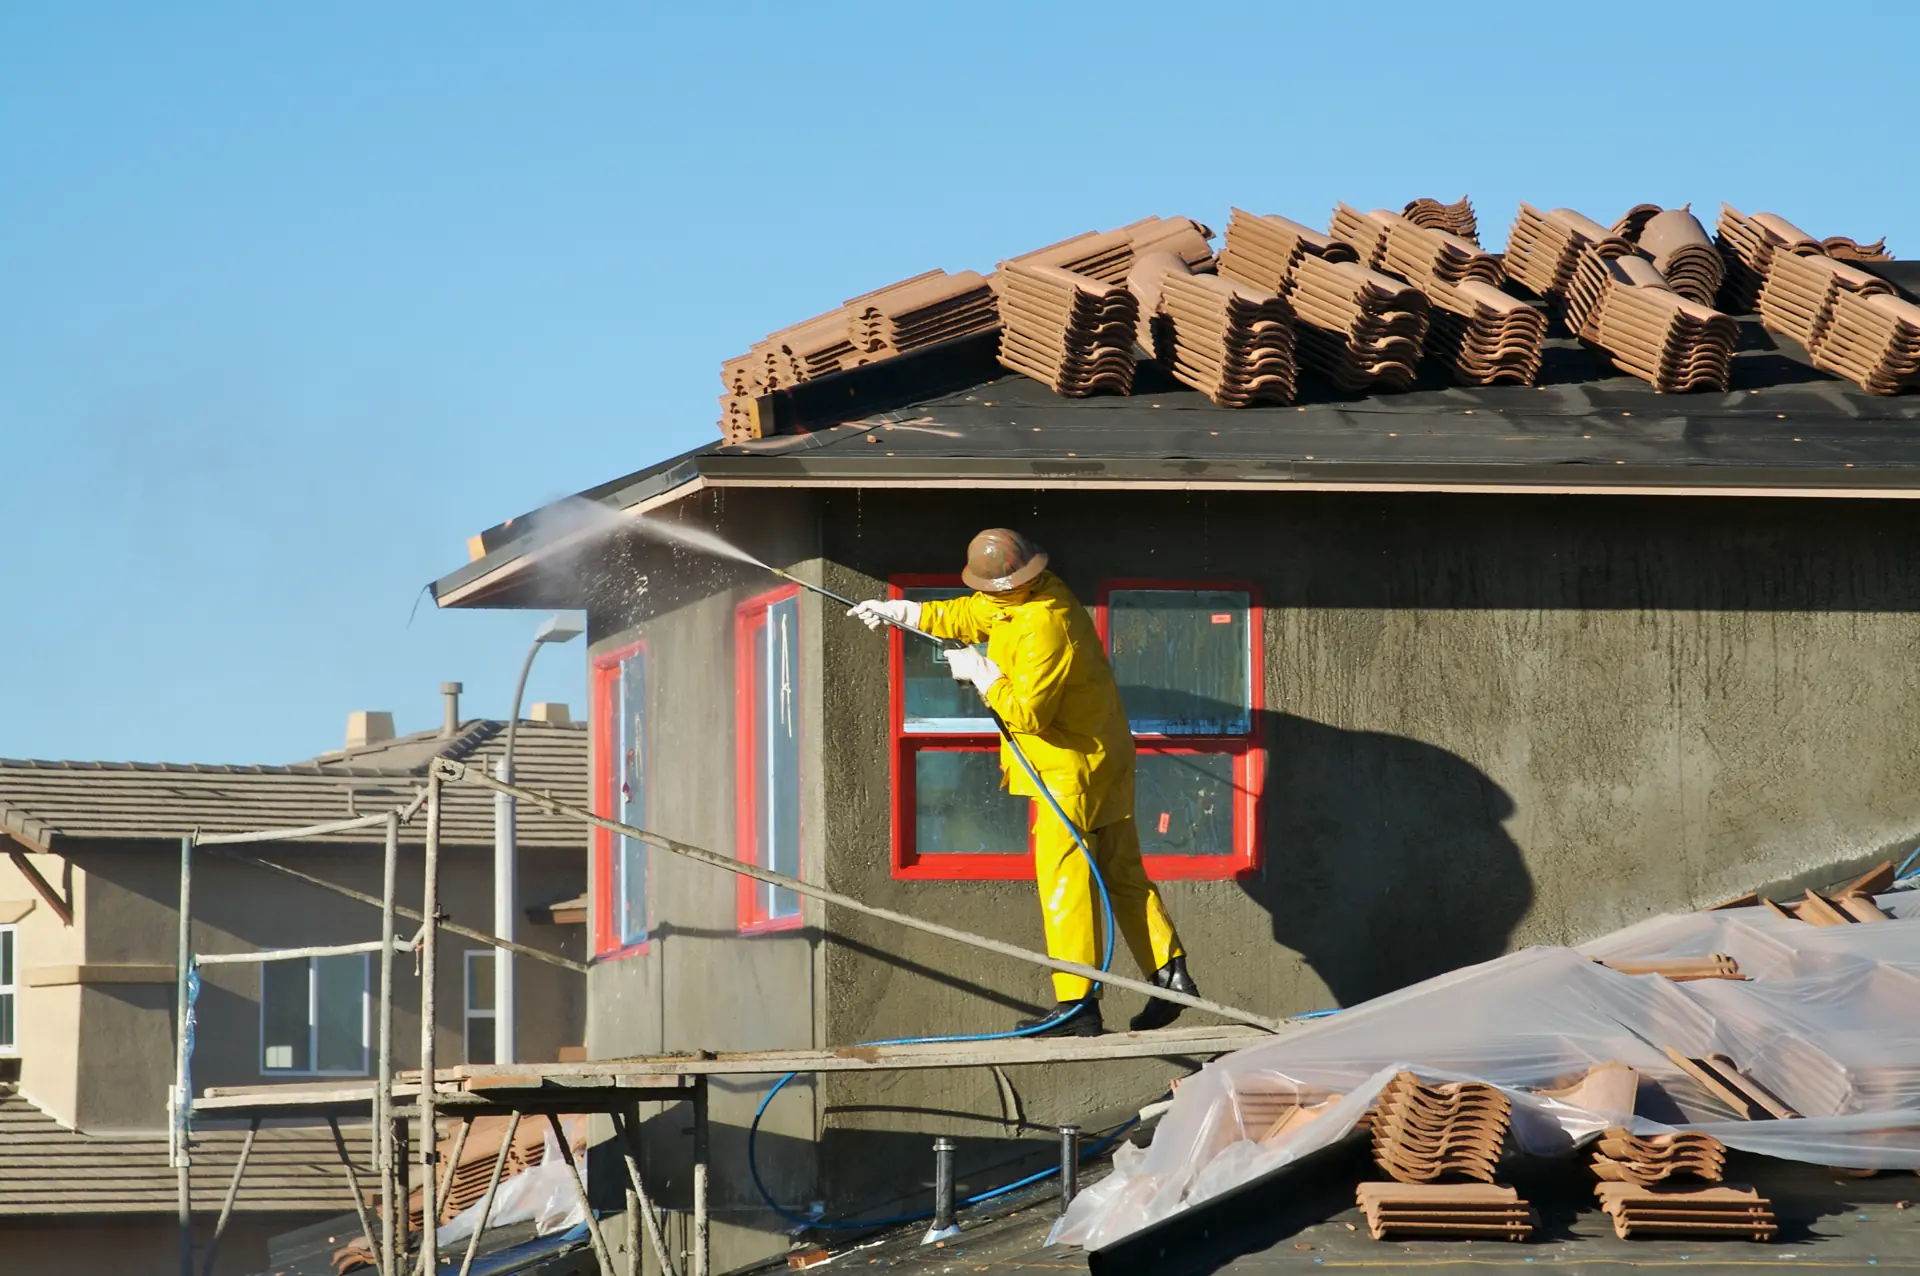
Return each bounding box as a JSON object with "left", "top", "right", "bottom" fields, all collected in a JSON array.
[{"left": 1053, "top": 893, "right": 1920, "bottom": 1250}]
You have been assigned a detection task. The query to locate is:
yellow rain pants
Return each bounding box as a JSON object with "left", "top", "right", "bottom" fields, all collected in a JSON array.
[{"left": 919, "top": 571, "right": 1184, "bottom": 1001}]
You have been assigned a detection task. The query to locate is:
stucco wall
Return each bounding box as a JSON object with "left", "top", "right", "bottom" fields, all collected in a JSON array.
[
  {"left": 40, "top": 841, "right": 583, "bottom": 1131},
  {"left": 807, "top": 486, "right": 1920, "bottom": 1209},
  {"left": 2, "top": 1214, "right": 307, "bottom": 1276},
  {"left": 579, "top": 489, "right": 824, "bottom": 1273},
  {"left": 6, "top": 850, "right": 85, "bottom": 1126}
]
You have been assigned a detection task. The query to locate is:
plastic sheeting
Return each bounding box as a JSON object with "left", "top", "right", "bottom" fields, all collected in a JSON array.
[
  {"left": 438, "top": 1122, "right": 589, "bottom": 1247},
  {"left": 1053, "top": 896, "right": 1920, "bottom": 1250}
]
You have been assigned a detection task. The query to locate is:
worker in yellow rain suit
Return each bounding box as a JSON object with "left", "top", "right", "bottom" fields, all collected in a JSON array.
[{"left": 849, "top": 529, "right": 1197, "bottom": 1037}]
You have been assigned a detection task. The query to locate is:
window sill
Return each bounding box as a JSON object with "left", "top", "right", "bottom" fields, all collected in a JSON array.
[
  {"left": 737, "top": 914, "right": 805, "bottom": 936},
  {"left": 591, "top": 939, "right": 651, "bottom": 964}
]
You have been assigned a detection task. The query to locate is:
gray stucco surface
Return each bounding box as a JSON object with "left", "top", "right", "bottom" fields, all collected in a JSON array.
[{"left": 574, "top": 483, "right": 1920, "bottom": 1263}]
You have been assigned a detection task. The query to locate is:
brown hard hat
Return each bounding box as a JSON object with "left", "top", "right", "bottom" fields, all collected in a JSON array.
[{"left": 962, "top": 528, "right": 1049, "bottom": 593}]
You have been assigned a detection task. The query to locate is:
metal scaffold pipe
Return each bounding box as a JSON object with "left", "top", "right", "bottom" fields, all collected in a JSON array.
[{"left": 431, "top": 759, "right": 1280, "bottom": 1032}]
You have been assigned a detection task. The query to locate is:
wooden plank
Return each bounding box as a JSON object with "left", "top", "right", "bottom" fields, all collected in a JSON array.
[
  {"left": 1760, "top": 898, "right": 1795, "bottom": 921},
  {"left": 1661, "top": 1047, "right": 1761, "bottom": 1119},
  {"left": 1838, "top": 894, "right": 1893, "bottom": 923},
  {"left": 7, "top": 849, "right": 71, "bottom": 924}
]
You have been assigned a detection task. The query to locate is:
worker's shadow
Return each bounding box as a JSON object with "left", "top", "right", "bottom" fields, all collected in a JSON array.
[
  {"left": 1129, "top": 696, "right": 1532, "bottom": 1008},
  {"left": 1238, "top": 710, "right": 1533, "bottom": 1006}
]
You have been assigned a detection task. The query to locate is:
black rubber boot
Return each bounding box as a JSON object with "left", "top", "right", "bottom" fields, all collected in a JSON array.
[
  {"left": 1129, "top": 956, "right": 1197, "bottom": 1032},
  {"left": 1016, "top": 998, "right": 1104, "bottom": 1038}
]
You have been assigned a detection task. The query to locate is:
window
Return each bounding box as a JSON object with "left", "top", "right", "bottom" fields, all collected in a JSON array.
[
  {"left": 260, "top": 954, "right": 368, "bottom": 1075},
  {"left": 890, "top": 576, "right": 1263, "bottom": 881},
  {"left": 737, "top": 585, "right": 803, "bottom": 929},
  {"left": 465, "top": 950, "right": 496, "bottom": 1065},
  {"left": 891, "top": 578, "right": 1033, "bottom": 879},
  {"left": 1102, "top": 583, "right": 1263, "bottom": 879},
  {"left": 593, "top": 640, "right": 649, "bottom": 957},
  {"left": 0, "top": 926, "right": 15, "bottom": 1053}
]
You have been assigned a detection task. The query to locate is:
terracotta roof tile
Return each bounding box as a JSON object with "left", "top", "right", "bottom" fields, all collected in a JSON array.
[
  {"left": 1136, "top": 257, "right": 1298, "bottom": 408},
  {"left": 1217, "top": 208, "right": 1356, "bottom": 296},
  {"left": 993, "top": 262, "right": 1137, "bottom": 397},
  {"left": 1289, "top": 255, "right": 1429, "bottom": 393},
  {"left": 1401, "top": 196, "right": 1479, "bottom": 244}
]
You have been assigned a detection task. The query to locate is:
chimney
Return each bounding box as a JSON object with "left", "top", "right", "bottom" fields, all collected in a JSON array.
[
  {"left": 441, "top": 682, "right": 463, "bottom": 737},
  {"left": 346, "top": 711, "right": 396, "bottom": 751},
  {"left": 529, "top": 702, "right": 572, "bottom": 727}
]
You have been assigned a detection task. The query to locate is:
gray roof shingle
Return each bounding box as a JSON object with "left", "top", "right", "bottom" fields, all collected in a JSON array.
[{"left": 0, "top": 720, "right": 589, "bottom": 851}]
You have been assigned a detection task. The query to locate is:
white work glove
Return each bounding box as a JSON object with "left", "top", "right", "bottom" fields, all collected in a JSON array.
[
  {"left": 846, "top": 598, "right": 922, "bottom": 632},
  {"left": 943, "top": 646, "right": 1004, "bottom": 696}
]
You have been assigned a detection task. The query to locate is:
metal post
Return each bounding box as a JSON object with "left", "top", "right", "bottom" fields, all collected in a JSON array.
[
  {"left": 691, "top": 1079, "right": 710, "bottom": 1276},
  {"left": 331, "top": 1116, "right": 380, "bottom": 1266},
  {"left": 199, "top": 1119, "right": 259, "bottom": 1276},
  {"left": 547, "top": 1112, "right": 617, "bottom": 1276},
  {"left": 457, "top": 1111, "right": 521, "bottom": 1276},
  {"left": 418, "top": 773, "right": 442, "bottom": 1275},
  {"left": 613, "top": 1109, "right": 679, "bottom": 1276},
  {"left": 494, "top": 760, "right": 517, "bottom": 1067},
  {"left": 378, "top": 810, "right": 399, "bottom": 1276},
  {"left": 931, "top": 1138, "right": 957, "bottom": 1234},
  {"left": 175, "top": 834, "right": 196, "bottom": 1276},
  {"left": 1057, "top": 1125, "right": 1081, "bottom": 1216}
]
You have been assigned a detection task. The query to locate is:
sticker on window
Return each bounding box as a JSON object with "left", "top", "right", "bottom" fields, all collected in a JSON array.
[
  {"left": 1157, "top": 812, "right": 1171, "bottom": 834},
  {"left": 1211, "top": 614, "right": 1232, "bottom": 624}
]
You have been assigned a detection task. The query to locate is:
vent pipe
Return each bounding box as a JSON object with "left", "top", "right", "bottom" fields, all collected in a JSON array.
[{"left": 441, "top": 682, "right": 463, "bottom": 737}]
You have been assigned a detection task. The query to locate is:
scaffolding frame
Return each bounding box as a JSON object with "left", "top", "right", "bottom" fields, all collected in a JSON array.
[{"left": 167, "top": 758, "right": 1278, "bottom": 1276}]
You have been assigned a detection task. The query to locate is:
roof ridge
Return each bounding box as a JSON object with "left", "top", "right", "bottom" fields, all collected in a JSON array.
[
  {"left": 0, "top": 758, "right": 425, "bottom": 779},
  {"left": 429, "top": 719, "right": 506, "bottom": 768}
]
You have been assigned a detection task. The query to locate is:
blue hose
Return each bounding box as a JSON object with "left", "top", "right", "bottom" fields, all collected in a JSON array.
[
  {"left": 747, "top": 639, "right": 1124, "bottom": 1232},
  {"left": 1896, "top": 845, "right": 1920, "bottom": 881}
]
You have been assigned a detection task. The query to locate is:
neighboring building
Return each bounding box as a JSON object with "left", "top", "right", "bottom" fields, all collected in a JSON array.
[
  {"left": 0, "top": 708, "right": 588, "bottom": 1275},
  {"left": 431, "top": 258, "right": 1920, "bottom": 1270}
]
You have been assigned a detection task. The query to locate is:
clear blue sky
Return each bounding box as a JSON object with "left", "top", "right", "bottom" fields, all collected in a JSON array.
[{"left": 2, "top": 3, "right": 1914, "bottom": 764}]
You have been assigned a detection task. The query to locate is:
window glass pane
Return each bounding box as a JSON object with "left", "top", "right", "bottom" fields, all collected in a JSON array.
[
  {"left": 902, "top": 587, "right": 993, "bottom": 733},
  {"left": 0, "top": 929, "right": 11, "bottom": 986},
  {"left": 466, "top": 1014, "right": 495, "bottom": 1066},
  {"left": 1108, "top": 590, "right": 1251, "bottom": 735},
  {"left": 915, "top": 751, "right": 1029, "bottom": 855},
  {"left": 1135, "top": 751, "right": 1236, "bottom": 856},
  {"left": 313, "top": 955, "right": 366, "bottom": 1072},
  {"left": 261, "top": 960, "right": 311, "bottom": 1072},
  {"left": 617, "top": 648, "right": 648, "bottom": 946},
  {"left": 759, "top": 595, "right": 802, "bottom": 919},
  {"left": 0, "top": 992, "right": 11, "bottom": 1052},
  {"left": 466, "top": 951, "right": 495, "bottom": 1013}
]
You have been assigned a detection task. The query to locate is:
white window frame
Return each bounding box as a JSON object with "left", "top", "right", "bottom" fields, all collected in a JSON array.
[
  {"left": 258, "top": 953, "right": 370, "bottom": 1077},
  {"left": 0, "top": 925, "right": 16, "bottom": 1055},
  {"left": 464, "top": 949, "right": 497, "bottom": 1065}
]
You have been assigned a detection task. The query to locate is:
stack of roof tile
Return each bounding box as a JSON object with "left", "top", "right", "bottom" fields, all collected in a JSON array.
[
  {"left": 1402, "top": 196, "right": 1479, "bottom": 244},
  {"left": 1809, "top": 289, "right": 1920, "bottom": 395},
  {"left": 1371, "top": 1072, "right": 1511, "bottom": 1183},
  {"left": 1504, "top": 205, "right": 1633, "bottom": 306},
  {"left": 1216, "top": 208, "right": 1357, "bottom": 296},
  {"left": 1290, "top": 255, "right": 1430, "bottom": 392},
  {"left": 1591, "top": 1129, "right": 1727, "bottom": 1185},
  {"left": 995, "top": 261, "right": 1138, "bottom": 396},
  {"left": 1595, "top": 1183, "right": 1777, "bottom": 1241},
  {"left": 847, "top": 270, "right": 997, "bottom": 356},
  {"left": 1758, "top": 250, "right": 1893, "bottom": 349},
  {"left": 1632, "top": 209, "right": 1726, "bottom": 306},
  {"left": 1357, "top": 1182, "right": 1536, "bottom": 1241},
  {"left": 1425, "top": 283, "right": 1548, "bottom": 386},
  {"left": 1823, "top": 234, "right": 1893, "bottom": 262},
  {"left": 1329, "top": 203, "right": 1395, "bottom": 270},
  {"left": 1364, "top": 214, "right": 1544, "bottom": 386},
  {"left": 1577, "top": 256, "right": 1740, "bottom": 392},
  {"left": 1132, "top": 254, "right": 1298, "bottom": 407},
  {"left": 1534, "top": 1061, "right": 1640, "bottom": 1117},
  {"left": 1003, "top": 216, "right": 1214, "bottom": 286}
]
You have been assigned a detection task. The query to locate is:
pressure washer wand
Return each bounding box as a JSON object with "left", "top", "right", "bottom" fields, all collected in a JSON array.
[{"left": 762, "top": 566, "right": 956, "bottom": 649}]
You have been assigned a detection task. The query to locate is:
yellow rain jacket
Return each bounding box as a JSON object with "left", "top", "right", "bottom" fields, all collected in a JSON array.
[{"left": 918, "top": 572, "right": 1136, "bottom": 831}]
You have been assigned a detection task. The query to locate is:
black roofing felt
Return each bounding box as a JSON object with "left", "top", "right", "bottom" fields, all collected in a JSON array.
[{"left": 435, "top": 261, "right": 1920, "bottom": 604}]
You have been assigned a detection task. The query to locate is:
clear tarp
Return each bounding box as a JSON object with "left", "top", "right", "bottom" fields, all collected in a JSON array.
[{"left": 1054, "top": 896, "right": 1920, "bottom": 1249}]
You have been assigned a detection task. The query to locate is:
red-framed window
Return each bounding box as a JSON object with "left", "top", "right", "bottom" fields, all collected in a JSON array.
[
  {"left": 736, "top": 585, "right": 805, "bottom": 931},
  {"left": 592, "top": 639, "right": 649, "bottom": 959},
  {"left": 890, "top": 576, "right": 1263, "bottom": 881}
]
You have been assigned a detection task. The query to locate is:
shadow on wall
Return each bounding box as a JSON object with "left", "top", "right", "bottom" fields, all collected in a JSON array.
[{"left": 1237, "top": 711, "right": 1533, "bottom": 1007}]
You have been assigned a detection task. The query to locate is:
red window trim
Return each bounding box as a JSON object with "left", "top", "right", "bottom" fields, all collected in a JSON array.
[
  {"left": 736, "top": 584, "right": 807, "bottom": 932},
  {"left": 592, "top": 638, "right": 649, "bottom": 960},
  {"left": 888, "top": 575, "right": 1265, "bottom": 881}
]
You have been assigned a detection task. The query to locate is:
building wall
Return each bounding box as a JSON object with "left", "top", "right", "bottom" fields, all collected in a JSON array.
[
  {"left": 571, "top": 483, "right": 1920, "bottom": 1240},
  {"left": 19, "top": 840, "right": 583, "bottom": 1131},
  {"left": 808, "top": 486, "right": 1920, "bottom": 1208},
  {"left": 6, "top": 851, "right": 85, "bottom": 1126},
  {"left": 2, "top": 1214, "right": 308, "bottom": 1276},
  {"left": 579, "top": 489, "right": 825, "bottom": 1273}
]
